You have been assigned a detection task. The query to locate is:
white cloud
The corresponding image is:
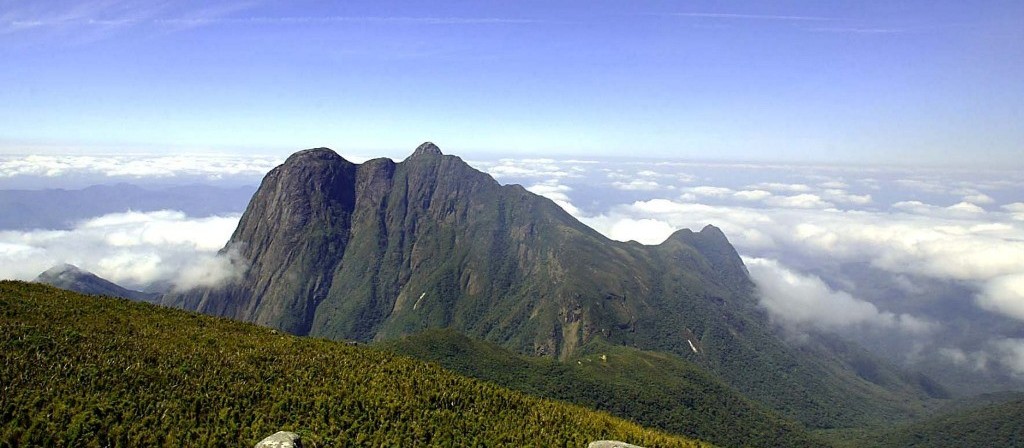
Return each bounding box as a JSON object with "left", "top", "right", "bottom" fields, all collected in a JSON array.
[
  {"left": 819, "top": 180, "right": 849, "bottom": 189},
  {"left": 687, "top": 186, "right": 733, "bottom": 197},
  {"left": 992, "top": 339, "right": 1024, "bottom": 377},
  {"left": 482, "top": 158, "right": 574, "bottom": 179},
  {"left": 607, "top": 219, "right": 675, "bottom": 245},
  {"left": 893, "top": 200, "right": 986, "bottom": 218},
  {"left": 1003, "top": 202, "right": 1024, "bottom": 221},
  {"left": 612, "top": 179, "right": 663, "bottom": 191},
  {"left": 745, "top": 257, "right": 934, "bottom": 334},
  {"left": 949, "top": 201, "right": 986, "bottom": 213},
  {"left": 977, "top": 274, "right": 1024, "bottom": 320},
  {"left": 733, "top": 190, "right": 773, "bottom": 201},
  {"left": 963, "top": 193, "right": 995, "bottom": 204},
  {"left": 684, "top": 185, "right": 866, "bottom": 209},
  {"left": 895, "top": 179, "right": 948, "bottom": 194},
  {"left": 173, "top": 243, "right": 248, "bottom": 291},
  {"left": 526, "top": 181, "right": 581, "bottom": 217},
  {"left": 821, "top": 189, "right": 872, "bottom": 205},
  {"left": 0, "top": 154, "right": 281, "bottom": 179},
  {"left": 938, "top": 347, "right": 990, "bottom": 371},
  {"left": 748, "top": 182, "right": 812, "bottom": 193},
  {"left": 937, "top": 339, "right": 1024, "bottom": 376},
  {"left": 939, "top": 347, "right": 969, "bottom": 365},
  {"left": 764, "top": 193, "right": 833, "bottom": 209},
  {"left": 0, "top": 210, "right": 242, "bottom": 290},
  {"left": 581, "top": 194, "right": 1024, "bottom": 322},
  {"left": 582, "top": 199, "right": 777, "bottom": 250}
]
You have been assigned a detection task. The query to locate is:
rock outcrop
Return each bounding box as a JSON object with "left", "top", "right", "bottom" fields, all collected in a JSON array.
[
  {"left": 255, "top": 431, "right": 302, "bottom": 448},
  {"left": 588, "top": 441, "right": 645, "bottom": 448}
]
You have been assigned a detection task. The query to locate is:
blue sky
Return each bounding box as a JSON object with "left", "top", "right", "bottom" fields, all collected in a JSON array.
[{"left": 1, "top": 1, "right": 1021, "bottom": 167}]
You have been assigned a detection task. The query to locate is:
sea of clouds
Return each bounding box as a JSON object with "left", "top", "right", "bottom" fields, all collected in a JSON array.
[
  {"left": 474, "top": 156, "right": 1024, "bottom": 381},
  {"left": 2, "top": 152, "right": 1023, "bottom": 383}
]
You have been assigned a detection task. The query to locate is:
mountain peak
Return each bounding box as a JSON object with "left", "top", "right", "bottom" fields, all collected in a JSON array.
[
  {"left": 283, "top": 147, "right": 345, "bottom": 165},
  {"left": 39, "top": 263, "right": 84, "bottom": 279},
  {"left": 408, "top": 142, "right": 443, "bottom": 159},
  {"left": 35, "top": 263, "right": 159, "bottom": 302},
  {"left": 699, "top": 224, "right": 727, "bottom": 240}
]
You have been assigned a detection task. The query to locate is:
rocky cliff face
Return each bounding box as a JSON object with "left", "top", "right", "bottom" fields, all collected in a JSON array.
[
  {"left": 164, "top": 143, "right": 753, "bottom": 359},
  {"left": 163, "top": 143, "right": 939, "bottom": 427}
]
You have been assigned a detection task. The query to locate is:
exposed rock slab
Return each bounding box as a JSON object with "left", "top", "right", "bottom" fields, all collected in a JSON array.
[
  {"left": 588, "top": 441, "right": 645, "bottom": 448},
  {"left": 255, "top": 431, "right": 302, "bottom": 448}
]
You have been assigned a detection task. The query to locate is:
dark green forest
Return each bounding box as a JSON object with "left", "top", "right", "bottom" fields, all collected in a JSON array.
[
  {"left": 827, "top": 394, "right": 1024, "bottom": 448},
  {"left": 381, "top": 329, "right": 827, "bottom": 448},
  {"left": 0, "top": 281, "right": 707, "bottom": 447}
]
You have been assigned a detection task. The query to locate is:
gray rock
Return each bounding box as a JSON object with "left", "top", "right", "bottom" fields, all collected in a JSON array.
[
  {"left": 588, "top": 441, "right": 645, "bottom": 448},
  {"left": 255, "top": 431, "right": 302, "bottom": 448}
]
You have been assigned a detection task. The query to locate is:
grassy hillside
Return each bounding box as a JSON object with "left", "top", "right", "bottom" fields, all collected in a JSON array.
[
  {"left": 0, "top": 281, "right": 708, "bottom": 447},
  {"left": 381, "top": 329, "right": 828, "bottom": 448}
]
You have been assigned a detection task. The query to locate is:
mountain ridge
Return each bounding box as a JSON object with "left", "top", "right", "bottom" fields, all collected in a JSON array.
[{"left": 163, "top": 143, "right": 942, "bottom": 429}]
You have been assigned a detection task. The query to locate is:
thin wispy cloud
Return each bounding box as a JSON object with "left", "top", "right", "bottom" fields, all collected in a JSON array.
[
  {"left": 672, "top": 12, "right": 835, "bottom": 22},
  {"left": 0, "top": 0, "right": 173, "bottom": 34},
  {"left": 809, "top": 27, "right": 908, "bottom": 34},
  {"left": 2, "top": 1, "right": 547, "bottom": 36},
  {"left": 671, "top": 12, "right": 922, "bottom": 36},
  {"left": 158, "top": 16, "right": 549, "bottom": 27}
]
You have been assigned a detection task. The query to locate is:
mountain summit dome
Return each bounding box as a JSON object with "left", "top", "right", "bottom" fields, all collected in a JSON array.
[{"left": 408, "top": 141, "right": 443, "bottom": 159}]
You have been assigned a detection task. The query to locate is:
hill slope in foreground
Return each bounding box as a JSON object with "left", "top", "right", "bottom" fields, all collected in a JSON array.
[
  {"left": 381, "top": 329, "right": 827, "bottom": 448},
  {"left": 0, "top": 281, "right": 706, "bottom": 447}
]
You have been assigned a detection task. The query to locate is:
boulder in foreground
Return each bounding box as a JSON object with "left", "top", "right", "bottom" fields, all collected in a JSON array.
[{"left": 255, "top": 431, "right": 302, "bottom": 448}]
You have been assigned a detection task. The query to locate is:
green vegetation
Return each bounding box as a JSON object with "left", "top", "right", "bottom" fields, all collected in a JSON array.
[
  {"left": 381, "top": 329, "right": 828, "bottom": 448},
  {"left": 823, "top": 395, "right": 1024, "bottom": 448},
  {"left": 164, "top": 147, "right": 943, "bottom": 431},
  {"left": 0, "top": 281, "right": 708, "bottom": 447}
]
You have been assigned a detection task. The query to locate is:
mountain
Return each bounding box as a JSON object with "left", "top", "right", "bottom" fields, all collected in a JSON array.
[
  {"left": 35, "top": 264, "right": 160, "bottom": 302},
  {"left": 1, "top": 281, "right": 704, "bottom": 447},
  {"left": 381, "top": 329, "right": 828, "bottom": 448},
  {"left": 163, "top": 143, "right": 941, "bottom": 429}
]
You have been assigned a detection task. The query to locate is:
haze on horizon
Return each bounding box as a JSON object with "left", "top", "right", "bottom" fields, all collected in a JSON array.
[{"left": 1, "top": 0, "right": 1022, "bottom": 168}]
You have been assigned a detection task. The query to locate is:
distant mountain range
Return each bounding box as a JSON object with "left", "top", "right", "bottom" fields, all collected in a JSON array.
[
  {"left": 35, "top": 263, "right": 160, "bottom": 303},
  {"left": 0, "top": 183, "right": 254, "bottom": 230},
  {"left": 155, "top": 143, "right": 944, "bottom": 432}
]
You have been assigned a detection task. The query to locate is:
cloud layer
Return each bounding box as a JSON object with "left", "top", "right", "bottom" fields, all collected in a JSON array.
[
  {"left": 745, "top": 257, "right": 934, "bottom": 335},
  {"left": 1, "top": 153, "right": 1021, "bottom": 382},
  {"left": 0, "top": 210, "right": 242, "bottom": 290},
  {"left": 489, "top": 157, "right": 1024, "bottom": 379},
  {"left": 0, "top": 154, "right": 281, "bottom": 180},
  {"left": 584, "top": 198, "right": 1024, "bottom": 324}
]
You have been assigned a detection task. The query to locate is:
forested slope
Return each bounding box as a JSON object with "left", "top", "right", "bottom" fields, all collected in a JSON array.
[{"left": 382, "top": 329, "right": 829, "bottom": 448}]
